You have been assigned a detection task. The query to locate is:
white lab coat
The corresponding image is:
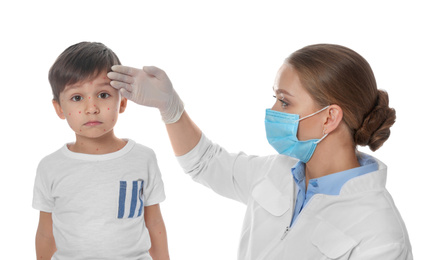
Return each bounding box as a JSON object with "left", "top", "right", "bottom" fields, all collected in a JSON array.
[{"left": 177, "top": 134, "right": 413, "bottom": 260}]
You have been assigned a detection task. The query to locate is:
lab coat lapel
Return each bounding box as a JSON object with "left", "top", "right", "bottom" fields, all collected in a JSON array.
[{"left": 251, "top": 155, "right": 297, "bottom": 216}]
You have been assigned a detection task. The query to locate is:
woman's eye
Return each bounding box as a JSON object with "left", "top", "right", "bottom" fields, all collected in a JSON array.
[
  {"left": 98, "top": 92, "right": 111, "bottom": 99},
  {"left": 273, "top": 95, "right": 289, "bottom": 108},
  {"left": 71, "top": 95, "right": 83, "bottom": 102}
]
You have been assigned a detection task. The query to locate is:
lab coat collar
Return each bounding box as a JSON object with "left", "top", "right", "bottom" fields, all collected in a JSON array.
[
  {"left": 251, "top": 153, "right": 387, "bottom": 216},
  {"left": 340, "top": 153, "right": 387, "bottom": 195}
]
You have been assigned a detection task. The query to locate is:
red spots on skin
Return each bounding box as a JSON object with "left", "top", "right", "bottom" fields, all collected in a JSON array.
[
  {"left": 69, "top": 113, "right": 71, "bottom": 116},
  {"left": 89, "top": 96, "right": 91, "bottom": 99},
  {"left": 107, "top": 107, "right": 110, "bottom": 110},
  {"left": 104, "top": 129, "right": 106, "bottom": 132},
  {"left": 79, "top": 111, "right": 81, "bottom": 114}
]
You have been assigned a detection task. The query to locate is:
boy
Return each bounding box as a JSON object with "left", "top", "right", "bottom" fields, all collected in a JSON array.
[{"left": 33, "top": 42, "right": 169, "bottom": 260}]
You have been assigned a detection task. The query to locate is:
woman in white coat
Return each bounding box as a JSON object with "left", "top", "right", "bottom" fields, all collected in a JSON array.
[{"left": 108, "top": 44, "right": 413, "bottom": 259}]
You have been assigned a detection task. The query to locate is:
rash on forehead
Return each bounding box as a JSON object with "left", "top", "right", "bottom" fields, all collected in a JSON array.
[{"left": 64, "top": 75, "right": 111, "bottom": 92}]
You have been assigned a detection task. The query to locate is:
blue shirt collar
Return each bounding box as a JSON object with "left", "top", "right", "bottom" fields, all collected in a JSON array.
[{"left": 292, "top": 153, "right": 379, "bottom": 197}]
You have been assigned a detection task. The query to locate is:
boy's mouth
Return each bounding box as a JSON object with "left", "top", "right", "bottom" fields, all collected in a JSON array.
[{"left": 84, "top": 121, "right": 102, "bottom": 126}]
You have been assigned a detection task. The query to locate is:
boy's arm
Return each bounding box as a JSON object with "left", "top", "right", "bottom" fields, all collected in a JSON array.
[
  {"left": 145, "top": 204, "right": 170, "bottom": 260},
  {"left": 35, "top": 211, "right": 56, "bottom": 259}
]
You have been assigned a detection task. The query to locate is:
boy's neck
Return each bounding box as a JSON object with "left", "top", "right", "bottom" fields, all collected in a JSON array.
[{"left": 68, "top": 130, "right": 127, "bottom": 155}]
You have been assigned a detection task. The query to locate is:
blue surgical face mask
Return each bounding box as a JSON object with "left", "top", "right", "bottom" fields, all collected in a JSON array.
[{"left": 265, "top": 106, "right": 330, "bottom": 163}]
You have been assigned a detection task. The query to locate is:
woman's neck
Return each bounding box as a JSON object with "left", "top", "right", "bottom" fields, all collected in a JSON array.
[{"left": 304, "top": 131, "right": 360, "bottom": 189}]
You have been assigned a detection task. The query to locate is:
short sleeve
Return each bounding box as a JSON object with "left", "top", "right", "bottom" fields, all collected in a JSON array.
[
  {"left": 32, "top": 161, "right": 54, "bottom": 212},
  {"left": 143, "top": 152, "right": 166, "bottom": 207}
]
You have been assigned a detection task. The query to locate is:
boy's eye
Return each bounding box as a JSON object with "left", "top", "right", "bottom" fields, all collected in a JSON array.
[
  {"left": 71, "top": 95, "right": 83, "bottom": 102},
  {"left": 98, "top": 92, "right": 111, "bottom": 99}
]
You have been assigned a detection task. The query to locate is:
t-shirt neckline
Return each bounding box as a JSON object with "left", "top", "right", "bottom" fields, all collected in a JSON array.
[{"left": 60, "top": 139, "right": 135, "bottom": 161}]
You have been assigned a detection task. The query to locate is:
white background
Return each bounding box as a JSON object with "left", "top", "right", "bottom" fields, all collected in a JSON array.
[{"left": 1, "top": 0, "right": 432, "bottom": 258}]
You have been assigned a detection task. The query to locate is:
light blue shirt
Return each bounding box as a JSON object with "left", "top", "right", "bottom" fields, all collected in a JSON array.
[{"left": 290, "top": 153, "right": 378, "bottom": 227}]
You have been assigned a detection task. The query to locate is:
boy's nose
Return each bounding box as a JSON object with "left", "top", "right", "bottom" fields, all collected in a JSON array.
[{"left": 85, "top": 100, "right": 100, "bottom": 114}]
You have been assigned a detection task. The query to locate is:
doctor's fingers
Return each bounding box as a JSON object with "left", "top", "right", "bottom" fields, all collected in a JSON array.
[
  {"left": 111, "top": 65, "right": 142, "bottom": 77},
  {"left": 110, "top": 80, "right": 133, "bottom": 93},
  {"left": 107, "top": 71, "right": 135, "bottom": 84},
  {"left": 142, "top": 66, "right": 168, "bottom": 80},
  {"left": 119, "top": 88, "right": 133, "bottom": 100}
]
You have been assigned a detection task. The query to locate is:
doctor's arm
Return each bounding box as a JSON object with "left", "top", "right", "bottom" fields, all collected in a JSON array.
[
  {"left": 165, "top": 111, "right": 201, "bottom": 156},
  {"left": 35, "top": 211, "right": 56, "bottom": 259},
  {"left": 350, "top": 243, "right": 413, "bottom": 260}
]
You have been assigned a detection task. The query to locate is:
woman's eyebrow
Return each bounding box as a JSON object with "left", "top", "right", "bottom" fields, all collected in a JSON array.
[{"left": 273, "top": 87, "right": 294, "bottom": 97}]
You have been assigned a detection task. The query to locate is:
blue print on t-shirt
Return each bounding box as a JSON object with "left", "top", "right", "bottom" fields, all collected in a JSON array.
[{"left": 118, "top": 180, "right": 145, "bottom": 219}]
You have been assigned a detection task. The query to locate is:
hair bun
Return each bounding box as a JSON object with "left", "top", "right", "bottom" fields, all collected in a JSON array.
[{"left": 354, "top": 90, "right": 396, "bottom": 151}]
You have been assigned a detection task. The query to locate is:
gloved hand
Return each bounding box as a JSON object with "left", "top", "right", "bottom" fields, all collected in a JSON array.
[{"left": 107, "top": 65, "right": 184, "bottom": 124}]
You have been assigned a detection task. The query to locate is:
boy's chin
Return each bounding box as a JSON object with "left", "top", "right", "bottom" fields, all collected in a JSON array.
[{"left": 74, "top": 130, "right": 114, "bottom": 140}]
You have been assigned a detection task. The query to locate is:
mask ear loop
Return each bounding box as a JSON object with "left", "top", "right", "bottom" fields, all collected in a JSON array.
[
  {"left": 296, "top": 105, "right": 330, "bottom": 122},
  {"left": 296, "top": 105, "right": 330, "bottom": 144},
  {"left": 314, "top": 133, "right": 328, "bottom": 144}
]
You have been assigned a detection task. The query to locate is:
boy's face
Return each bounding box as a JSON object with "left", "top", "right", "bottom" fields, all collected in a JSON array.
[{"left": 52, "top": 72, "right": 127, "bottom": 140}]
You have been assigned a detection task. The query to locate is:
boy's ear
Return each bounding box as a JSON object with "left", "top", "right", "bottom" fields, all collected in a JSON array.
[
  {"left": 119, "top": 97, "right": 127, "bottom": 114},
  {"left": 52, "top": 100, "right": 66, "bottom": 119}
]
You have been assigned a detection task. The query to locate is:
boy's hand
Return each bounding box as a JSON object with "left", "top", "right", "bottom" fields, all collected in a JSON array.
[{"left": 108, "top": 65, "right": 184, "bottom": 124}]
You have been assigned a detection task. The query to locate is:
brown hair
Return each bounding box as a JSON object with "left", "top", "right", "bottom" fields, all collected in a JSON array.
[
  {"left": 48, "top": 42, "right": 121, "bottom": 102},
  {"left": 287, "top": 44, "right": 396, "bottom": 151}
]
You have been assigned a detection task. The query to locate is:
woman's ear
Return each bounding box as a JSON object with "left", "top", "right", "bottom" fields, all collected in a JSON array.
[
  {"left": 323, "top": 104, "right": 343, "bottom": 134},
  {"left": 119, "top": 97, "right": 127, "bottom": 114},
  {"left": 52, "top": 99, "right": 66, "bottom": 119}
]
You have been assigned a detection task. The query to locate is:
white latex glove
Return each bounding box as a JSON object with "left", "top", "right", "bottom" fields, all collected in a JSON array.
[{"left": 107, "top": 65, "right": 184, "bottom": 124}]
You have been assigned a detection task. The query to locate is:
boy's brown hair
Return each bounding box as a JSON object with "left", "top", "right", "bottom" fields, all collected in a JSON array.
[{"left": 49, "top": 42, "right": 121, "bottom": 102}]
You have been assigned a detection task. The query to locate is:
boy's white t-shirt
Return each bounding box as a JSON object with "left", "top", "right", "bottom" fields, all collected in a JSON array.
[{"left": 33, "top": 139, "right": 165, "bottom": 260}]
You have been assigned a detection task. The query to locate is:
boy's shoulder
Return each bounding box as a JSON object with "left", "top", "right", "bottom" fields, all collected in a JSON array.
[
  {"left": 127, "top": 140, "right": 158, "bottom": 161},
  {"left": 131, "top": 140, "right": 154, "bottom": 154},
  {"left": 37, "top": 145, "right": 68, "bottom": 168}
]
